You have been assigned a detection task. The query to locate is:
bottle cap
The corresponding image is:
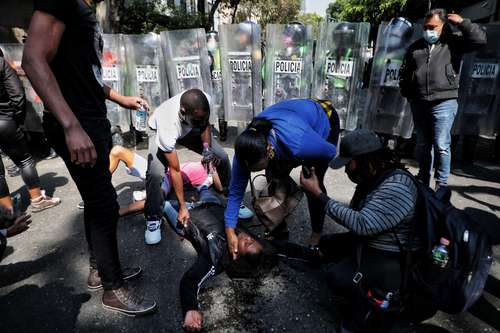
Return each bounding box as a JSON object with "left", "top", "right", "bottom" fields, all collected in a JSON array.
[{"left": 440, "top": 237, "right": 450, "bottom": 246}]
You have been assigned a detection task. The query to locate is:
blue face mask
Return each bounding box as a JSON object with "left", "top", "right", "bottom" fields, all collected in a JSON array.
[{"left": 423, "top": 30, "right": 440, "bottom": 44}]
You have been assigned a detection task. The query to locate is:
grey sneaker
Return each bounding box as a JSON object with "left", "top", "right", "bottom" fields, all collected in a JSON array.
[{"left": 30, "top": 190, "right": 61, "bottom": 212}]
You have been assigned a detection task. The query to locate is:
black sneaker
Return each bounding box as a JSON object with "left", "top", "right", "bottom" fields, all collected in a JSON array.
[
  {"left": 88, "top": 266, "right": 142, "bottom": 291},
  {"left": 102, "top": 285, "right": 157, "bottom": 316}
]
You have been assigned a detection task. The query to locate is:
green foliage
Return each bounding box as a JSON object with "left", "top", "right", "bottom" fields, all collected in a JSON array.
[
  {"left": 116, "top": 0, "right": 209, "bottom": 34},
  {"left": 234, "top": 0, "right": 301, "bottom": 27},
  {"left": 295, "top": 13, "right": 324, "bottom": 39},
  {"left": 327, "top": 0, "right": 408, "bottom": 25}
]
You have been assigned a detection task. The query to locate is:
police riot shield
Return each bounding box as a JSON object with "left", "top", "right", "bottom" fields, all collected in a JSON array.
[
  {"left": 207, "top": 31, "right": 224, "bottom": 126},
  {"left": 219, "top": 22, "right": 262, "bottom": 125},
  {"left": 264, "top": 23, "right": 313, "bottom": 107},
  {"left": 102, "top": 34, "right": 130, "bottom": 133},
  {"left": 123, "top": 33, "right": 168, "bottom": 127},
  {"left": 455, "top": 24, "right": 500, "bottom": 139},
  {"left": 0, "top": 44, "right": 44, "bottom": 133},
  {"left": 362, "top": 19, "right": 422, "bottom": 138},
  {"left": 312, "top": 22, "right": 370, "bottom": 130},
  {"left": 160, "top": 29, "right": 212, "bottom": 98}
]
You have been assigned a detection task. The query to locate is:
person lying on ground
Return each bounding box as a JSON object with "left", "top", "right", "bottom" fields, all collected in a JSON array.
[
  {"left": 98, "top": 145, "right": 252, "bottom": 222},
  {"left": 166, "top": 198, "right": 274, "bottom": 332}
]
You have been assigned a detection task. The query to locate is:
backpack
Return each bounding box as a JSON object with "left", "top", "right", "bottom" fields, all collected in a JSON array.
[
  {"left": 354, "top": 169, "right": 493, "bottom": 315},
  {"left": 409, "top": 178, "right": 493, "bottom": 314}
]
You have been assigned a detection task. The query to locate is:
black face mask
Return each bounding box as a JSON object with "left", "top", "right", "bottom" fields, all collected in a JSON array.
[{"left": 346, "top": 166, "right": 363, "bottom": 184}]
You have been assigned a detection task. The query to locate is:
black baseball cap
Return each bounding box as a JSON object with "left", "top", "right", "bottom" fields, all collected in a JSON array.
[{"left": 329, "top": 129, "right": 384, "bottom": 169}]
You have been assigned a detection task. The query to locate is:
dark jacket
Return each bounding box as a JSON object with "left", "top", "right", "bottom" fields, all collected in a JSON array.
[
  {"left": 178, "top": 204, "right": 231, "bottom": 316},
  {"left": 399, "top": 19, "right": 487, "bottom": 102},
  {"left": 0, "top": 53, "right": 26, "bottom": 123}
]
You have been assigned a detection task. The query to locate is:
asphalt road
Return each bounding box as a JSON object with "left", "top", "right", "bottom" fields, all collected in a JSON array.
[{"left": 1, "top": 144, "right": 499, "bottom": 333}]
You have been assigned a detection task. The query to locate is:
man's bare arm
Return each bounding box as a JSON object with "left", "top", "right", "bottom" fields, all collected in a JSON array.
[
  {"left": 22, "top": 10, "right": 96, "bottom": 166},
  {"left": 104, "top": 85, "right": 149, "bottom": 110},
  {"left": 165, "top": 150, "right": 190, "bottom": 224}
]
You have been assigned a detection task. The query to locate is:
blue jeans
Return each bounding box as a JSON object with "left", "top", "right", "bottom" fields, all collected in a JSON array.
[
  {"left": 163, "top": 187, "right": 222, "bottom": 235},
  {"left": 163, "top": 200, "right": 195, "bottom": 237},
  {"left": 410, "top": 99, "right": 458, "bottom": 186}
]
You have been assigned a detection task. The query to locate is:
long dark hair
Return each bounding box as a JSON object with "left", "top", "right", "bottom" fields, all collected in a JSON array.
[
  {"left": 234, "top": 118, "right": 273, "bottom": 168},
  {"left": 225, "top": 226, "right": 278, "bottom": 279}
]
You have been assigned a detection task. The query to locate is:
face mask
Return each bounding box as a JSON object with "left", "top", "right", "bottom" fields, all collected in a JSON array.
[
  {"left": 423, "top": 30, "right": 440, "bottom": 44},
  {"left": 345, "top": 165, "right": 362, "bottom": 184}
]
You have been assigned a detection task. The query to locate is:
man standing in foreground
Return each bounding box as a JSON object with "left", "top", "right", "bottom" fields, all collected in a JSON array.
[
  {"left": 399, "top": 9, "right": 486, "bottom": 189},
  {"left": 23, "top": 0, "right": 157, "bottom": 315}
]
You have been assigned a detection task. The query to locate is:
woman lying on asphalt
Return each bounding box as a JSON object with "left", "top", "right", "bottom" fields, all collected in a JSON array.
[
  {"left": 94, "top": 146, "right": 252, "bottom": 232},
  {"left": 164, "top": 193, "right": 275, "bottom": 332}
]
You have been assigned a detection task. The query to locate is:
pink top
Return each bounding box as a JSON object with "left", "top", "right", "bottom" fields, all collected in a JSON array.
[{"left": 180, "top": 162, "right": 209, "bottom": 187}]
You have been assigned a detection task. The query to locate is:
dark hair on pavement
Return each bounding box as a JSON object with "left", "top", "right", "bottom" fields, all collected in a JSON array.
[
  {"left": 425, "top": 8, "right": 447, "bottom": 22},
  {"left": 225, "top": 227, "right": 278, "bottom": 279},
  {"left": 234, "top": 118, "right": 273, "bottom": 168},
  {"left": 180, "top": 89, "right": 210, "bottom": 115}
]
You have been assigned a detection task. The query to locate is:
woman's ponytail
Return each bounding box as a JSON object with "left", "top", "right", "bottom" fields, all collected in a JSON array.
[{"left": 235, "top": 118, "right": 273, "bottom": 168}]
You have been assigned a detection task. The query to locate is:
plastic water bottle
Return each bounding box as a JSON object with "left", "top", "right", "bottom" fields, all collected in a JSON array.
[
  {"left": 202, "top": 142, "right": 211, "bottom": 173},
  {"left": 134, "top": 104, "right": 148, "bottom": 132},
  {"left": 432, "top": 237, "right": 450, "bottom": 268}
]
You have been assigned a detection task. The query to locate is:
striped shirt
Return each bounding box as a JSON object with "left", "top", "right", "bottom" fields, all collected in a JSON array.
[{"left": 321, "top": 172, "right": 420, "bottom": 252}]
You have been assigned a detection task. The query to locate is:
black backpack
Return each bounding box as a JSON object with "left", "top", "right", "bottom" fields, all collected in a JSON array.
[{"left": 409, "top": 178, "right": 493, "bottom": 314}]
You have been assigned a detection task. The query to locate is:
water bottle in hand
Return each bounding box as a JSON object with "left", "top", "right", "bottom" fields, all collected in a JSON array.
[{"left": 134, "top": 104, "right": 148, "bottom": 132}]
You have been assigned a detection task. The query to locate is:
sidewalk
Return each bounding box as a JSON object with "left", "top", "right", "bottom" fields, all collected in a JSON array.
[{"left": 0, "top": 146, "right": 499, "bottom": 333}]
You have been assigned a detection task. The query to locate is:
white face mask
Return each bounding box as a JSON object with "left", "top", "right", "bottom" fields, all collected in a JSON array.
[{"left": 423, "top": 29, "right": 440, "bottom": 44}]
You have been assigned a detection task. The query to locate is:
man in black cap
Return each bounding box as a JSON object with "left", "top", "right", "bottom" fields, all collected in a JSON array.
[{"left": 299, "top": 129, "right": 422, "bottom": 331}]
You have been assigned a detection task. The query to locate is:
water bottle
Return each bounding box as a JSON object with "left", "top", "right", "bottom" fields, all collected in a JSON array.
[
  {"left": 202, "top": 142, "right": 211, "bottom": 173},
  {"left": 134, "top": 104, "right": 148, "bottom": 132},
  {"left": 431, "top": 237, "right": 450, "bottom": 268}
]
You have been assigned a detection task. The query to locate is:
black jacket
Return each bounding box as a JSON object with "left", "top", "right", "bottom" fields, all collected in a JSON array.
[
  {"left": 178, "top": 204, "right": 231, "bottom": 316},
  {"left": 399, "top": 19, "right": 487, "bottom": 102},
  {"left": 0, "top": 53, "right": 26, "bottom": 123}
]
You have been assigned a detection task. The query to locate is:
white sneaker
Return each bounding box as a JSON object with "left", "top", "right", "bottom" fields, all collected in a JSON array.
[
  {"left": 133, "top": 190, "right": 147, "bottom": 202},
  {"left": 30, "top": 190, "right": 61, "bottom": 212},
  {"left": 145, "top": 220, "right": 161, "bottom": 245}
]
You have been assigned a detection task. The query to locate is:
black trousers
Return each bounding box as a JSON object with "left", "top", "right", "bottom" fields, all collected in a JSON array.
[
  {"left": 318, "top": 233, "right": 402, "bottom": 295},
  {"left": 43, "top": 113, "right": 122, "bottom": 290},
  {"left": 0, "top": 118, "right": 40, "bottom": 197}
]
